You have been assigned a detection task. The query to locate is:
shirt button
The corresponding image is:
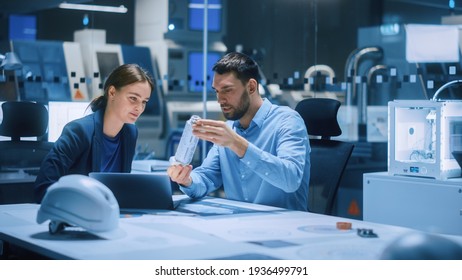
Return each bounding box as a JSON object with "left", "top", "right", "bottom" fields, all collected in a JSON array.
[
  {"left": 241, "top": 175, "right": 245, "bottom": 179},
  {"left": 265, "top": 172, "right": 269, "bottom": 176},
  {"left": 246, "top": 161, "right": 251, "bottom": 165}
]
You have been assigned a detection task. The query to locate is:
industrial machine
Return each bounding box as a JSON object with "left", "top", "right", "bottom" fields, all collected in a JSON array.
[
  {"left": 388, "top": 99, "right": 462, "bottom": 179},
  {"left": 6, "top": 34, "right": 166, "bottom": 157}
]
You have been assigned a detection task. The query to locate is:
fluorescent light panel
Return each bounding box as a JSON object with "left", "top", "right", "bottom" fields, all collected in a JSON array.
[
  {"left": 59, "top": 2, "right": 128, "bottom": 13},
  {"left": 188, "top": 3, "right": 222, "bottom": 9}
]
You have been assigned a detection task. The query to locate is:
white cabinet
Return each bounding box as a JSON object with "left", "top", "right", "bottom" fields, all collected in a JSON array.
[{"left": 363, "top": 172, "right": 462, "bottom": 235}]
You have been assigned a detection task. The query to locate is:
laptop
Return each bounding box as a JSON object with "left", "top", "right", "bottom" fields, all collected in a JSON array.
[{"left": 89, "top": 172, "right": 175, "bottom": 211}]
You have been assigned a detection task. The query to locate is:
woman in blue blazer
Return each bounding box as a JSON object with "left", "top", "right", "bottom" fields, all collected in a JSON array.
[{"left": 34, "top": 64, "right": 154, "bottom": 202}]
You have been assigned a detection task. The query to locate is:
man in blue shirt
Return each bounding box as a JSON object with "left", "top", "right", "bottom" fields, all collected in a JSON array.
[{"left": 168, "top": 52, "right": 310, "bottom": 211}]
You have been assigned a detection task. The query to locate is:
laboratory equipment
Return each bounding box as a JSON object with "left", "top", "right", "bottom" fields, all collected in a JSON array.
[
  {"left": 388, "top": 99, "right": 462, "bottom": 179},
  {"left": 364, "top": 172, "right": 462, "bottom": 235},
  {"left": 10, "top": 40, "right": 82, "bottom": 102}
]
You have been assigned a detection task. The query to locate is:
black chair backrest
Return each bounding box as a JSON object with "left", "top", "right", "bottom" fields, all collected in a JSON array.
[
  {"left": 295, "top": 98, "right": 341, "bottom": 139},
  {"left": 307, "top": 138, "right": 354, "bottom": 214},
  {"left": 0, "top": 101, "right": 53, "bottom": 173},
  {"left": 295, "top": 98, "right": 354, "bottom": 215},
  {"left": 0, "top": 101, "right": 48, "bottom": 141}
]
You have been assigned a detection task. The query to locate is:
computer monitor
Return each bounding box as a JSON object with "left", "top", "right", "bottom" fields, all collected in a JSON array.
[
  {"left": 47, "top": 101, "right": 91, "bottom": 142},
  {"left": 188, "top": 0, "right": 222, "bottom": 32},
  {"left": 188, "top": 51, "right": 221, "bottom": 93},
  {"left": 165, "top": 0, "right": 226, "bottom": 42},
  {"left": 96, "top": 51, "right": 121, "bottom": 85},
  {"left": 9, "top": 14, "right": 37, "bottom": 40},
  {"left": 78, "top": 43, "right": 123, "bottom": 99}
]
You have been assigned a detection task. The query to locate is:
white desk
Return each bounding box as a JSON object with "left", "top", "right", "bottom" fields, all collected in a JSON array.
[
  {"left": 363, "top": 172, "right": 462, "bottom": 235},
  {"left": 1, "top": 196, "right": 461, "bottom": 260}
]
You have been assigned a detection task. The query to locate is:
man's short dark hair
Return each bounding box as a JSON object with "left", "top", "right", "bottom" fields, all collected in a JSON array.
[{"left": 212, "top": 52, "right": 260, "bottom": 85}]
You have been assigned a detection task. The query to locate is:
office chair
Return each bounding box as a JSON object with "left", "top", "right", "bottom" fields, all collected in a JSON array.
[
  {"left": 295, "top": 98, "right": 354, "bottom": 215},
  {"left": 0, "top": 101, "right": 54, "bottom": 172}
]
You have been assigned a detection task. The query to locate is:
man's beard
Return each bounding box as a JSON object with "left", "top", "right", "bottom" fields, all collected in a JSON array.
[{"left": 222, "top": 89, "right": 250, "bottom": 121}]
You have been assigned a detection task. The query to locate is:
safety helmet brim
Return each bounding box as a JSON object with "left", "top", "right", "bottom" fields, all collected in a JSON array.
[{"left": 37, "top": 174, "right": 123, "bottom": 240}]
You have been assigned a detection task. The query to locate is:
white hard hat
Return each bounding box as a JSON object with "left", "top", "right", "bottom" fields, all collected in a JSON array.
[{"left": 37, "top": 174, "right": 124, "bottom": 239}]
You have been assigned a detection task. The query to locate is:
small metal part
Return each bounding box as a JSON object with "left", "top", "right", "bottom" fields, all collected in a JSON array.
[
  {"left": 48, "top": 221, "right": 66, "bottom": 234},
  {"left": 357, "top": 228, "right": 378, "bottom": 238}
]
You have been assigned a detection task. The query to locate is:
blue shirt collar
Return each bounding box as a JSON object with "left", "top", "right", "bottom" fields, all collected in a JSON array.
[{"left": 233, "top": 98, "right": 272, "bottom": 131}]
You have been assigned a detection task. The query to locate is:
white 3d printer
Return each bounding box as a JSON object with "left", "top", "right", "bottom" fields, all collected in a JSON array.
[{"left": 388, "top": 81, "right": 462, "bottom": 180}]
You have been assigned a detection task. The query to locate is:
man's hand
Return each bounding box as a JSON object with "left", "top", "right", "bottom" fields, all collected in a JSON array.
[
  {"left": 167, "top": 164, "right": 193, "bottom": 187},
  {"left": 192, "top": 119, "right": 248, "bottom": 158}
]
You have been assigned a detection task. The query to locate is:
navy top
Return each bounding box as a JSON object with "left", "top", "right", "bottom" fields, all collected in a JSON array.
[
  {"left": 34, "top": 109, "right": 137, "bottom": 202},
  {"left": 101, "top": 132, "right": 122, "bottom": 172}
]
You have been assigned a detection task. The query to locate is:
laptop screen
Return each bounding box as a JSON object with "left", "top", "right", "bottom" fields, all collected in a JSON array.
[{"left": 89, "top": 172, "right": 174, "bottom": 210}]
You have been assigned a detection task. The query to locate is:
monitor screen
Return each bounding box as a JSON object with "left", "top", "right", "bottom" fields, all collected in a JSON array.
[
  {"left": 188, "top": 0, "right": 222, "bottom": 32},
  {"left": 47, "top": 101, "right": 92, "bottom": 142},
  {"left": 96, "top": 52, "right": 121, "bottom": 85},
  {"left": 188, "top": 51, "right": 221, "bottom": 93},
  {"left": 9, "top": 14, "right": 36, "bottom": 40}
]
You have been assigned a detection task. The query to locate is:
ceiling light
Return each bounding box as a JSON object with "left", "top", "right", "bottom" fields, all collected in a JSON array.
[
  {"left": 59, "top": 2, "right": 128, "bottom": 14},
  {"left": 188, "top": 3, "right": 222, "bottom": 10}
]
